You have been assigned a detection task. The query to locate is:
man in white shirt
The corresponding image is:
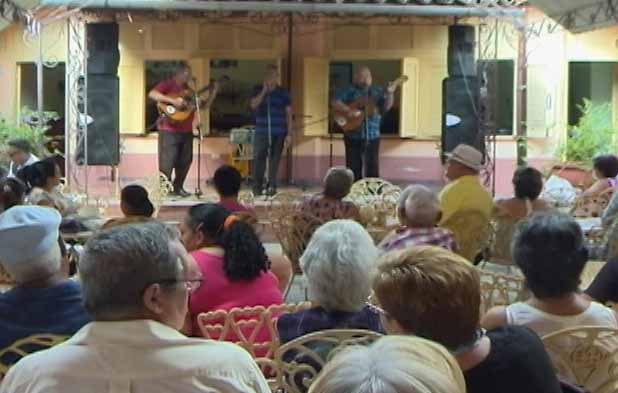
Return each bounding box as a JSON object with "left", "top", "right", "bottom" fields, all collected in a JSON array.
[
  {"left": 0, "top": 222, "right": 270, "bottom": 393},
  {"left": 7, "top": 139, "right": 39, "bottom": 178}
]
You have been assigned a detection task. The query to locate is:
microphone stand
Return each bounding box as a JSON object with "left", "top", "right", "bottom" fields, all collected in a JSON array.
[{"left": 193, "top": 83, "right": 204, "bottom": 199}]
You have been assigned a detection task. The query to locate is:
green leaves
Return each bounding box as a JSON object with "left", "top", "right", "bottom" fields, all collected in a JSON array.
[{"left": 557, "top": 99, "right": 617, "bottom": 169}]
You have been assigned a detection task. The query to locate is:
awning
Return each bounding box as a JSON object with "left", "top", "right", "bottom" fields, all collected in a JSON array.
[{"left": 528, "top": 0, "right": 618, "bottom": 33}]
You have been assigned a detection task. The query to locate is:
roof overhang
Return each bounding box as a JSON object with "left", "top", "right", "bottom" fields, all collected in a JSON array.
[{"left": 528, "top": 0, "right": 618, "bottom": 33}]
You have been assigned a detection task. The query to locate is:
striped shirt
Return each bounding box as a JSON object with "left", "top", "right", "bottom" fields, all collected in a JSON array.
[
  {"left": 336, "top": 85, "right": 386, "bottom": 140},
  {"left": 379, "top": 227, "right": 458, "bottom": 253},
  {"left": 251, "top": 86, "right": 291, "bottom": 135}
]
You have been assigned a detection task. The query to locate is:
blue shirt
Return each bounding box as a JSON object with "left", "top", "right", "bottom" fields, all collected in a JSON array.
[
  {"left": 251, "top": 86, "right": 291, "bottom": 135},
  {"left": 0, "top": 280, "right": 90, "bottom": 364},
  {"left": 336, "top": 85, "right": 386, "bottom": 140}
]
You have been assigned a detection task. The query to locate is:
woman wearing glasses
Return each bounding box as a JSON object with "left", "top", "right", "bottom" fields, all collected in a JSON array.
[{"left": 179, "top": 203, "right": 283, "bottom": 339}]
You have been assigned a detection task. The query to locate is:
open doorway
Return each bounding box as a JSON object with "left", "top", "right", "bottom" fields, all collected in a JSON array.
[{"left": 568, "top": 62, "right": 617, "bottom": 126}]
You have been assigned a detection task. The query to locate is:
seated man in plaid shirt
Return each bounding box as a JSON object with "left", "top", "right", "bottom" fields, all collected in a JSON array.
[{"left": 379, "top": 185, "right": 457, "bottom": 253}]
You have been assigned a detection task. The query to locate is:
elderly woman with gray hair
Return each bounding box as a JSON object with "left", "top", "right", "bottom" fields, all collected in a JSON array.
[
  {"left": 379, "top": 185, "right": 457, "bottom": 253},
  {"left": 277, "top": 219, "right": 383, "bottom": 344},
  {"left": 300, "top": 167, "right": 361, "bottom": 222}
]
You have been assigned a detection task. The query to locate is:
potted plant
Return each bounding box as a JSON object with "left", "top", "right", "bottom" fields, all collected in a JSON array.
[{"left": 554, "top": 99, "right": 617, "bottom": 188}]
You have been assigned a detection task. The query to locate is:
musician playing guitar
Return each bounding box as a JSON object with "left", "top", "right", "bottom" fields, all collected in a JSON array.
[
  {"left": 148, "top": 62, "right": 219, "bottom": 197},
  {"left": 332, "top": 66, "right": 396, "bottom": 181}
]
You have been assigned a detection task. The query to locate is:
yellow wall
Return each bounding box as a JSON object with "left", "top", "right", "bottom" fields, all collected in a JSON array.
[{"left": 2, "top": 12, "right": 618, "bottom": 166}]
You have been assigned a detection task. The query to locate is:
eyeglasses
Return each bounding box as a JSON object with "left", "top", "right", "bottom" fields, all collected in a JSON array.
[
  {"left": 365, "top": 292, "right": 388, "bottom": 316},
  {"left": 152, "top": 277, "right": 204, "bottom": 293}
]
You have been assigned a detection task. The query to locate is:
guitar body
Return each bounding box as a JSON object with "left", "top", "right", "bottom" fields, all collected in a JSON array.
[
  {"left": 156, "top": 75, "right": 230, "bottom": 123},
  {"left": 333, "top": 98, "right": 377, "bottom": 132},
  {"left": 332, "top": 75, "right": 409, "bottom": 133},
  {"left": 157, "top": 90, "right": 196, "bottom": 123}
]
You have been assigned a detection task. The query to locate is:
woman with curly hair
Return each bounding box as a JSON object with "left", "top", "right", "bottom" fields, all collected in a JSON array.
[{"left": 180, "top": 203, "right": 283, "bottom": 336}]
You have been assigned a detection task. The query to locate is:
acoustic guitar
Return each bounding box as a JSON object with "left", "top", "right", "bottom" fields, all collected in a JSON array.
[
  {"left": 333, "top": 75, "right": 408, "bottom": 133},
  {"left": 157, "top": 75, "right": 230, "bottom": 123}
]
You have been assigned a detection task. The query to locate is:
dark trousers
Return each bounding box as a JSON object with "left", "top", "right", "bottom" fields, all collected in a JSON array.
[
  {"left": 344, "top": 136, "right": 380, "bottom": 181},
  {"left": 252, "top": 132, "right": 285, "bottom": 192},
  {"left": 158, "top": 131, "right": 193, "bottom": 191}
]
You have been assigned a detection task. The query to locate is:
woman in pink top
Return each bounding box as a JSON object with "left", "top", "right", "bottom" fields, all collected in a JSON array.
[{"left": 180, "top": 203, "right": 284, "bottom": 341}]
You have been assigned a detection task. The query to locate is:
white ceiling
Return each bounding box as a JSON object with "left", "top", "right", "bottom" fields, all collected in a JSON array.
[{"left": 528, "top": 0, "right": 618, "bottom": 33}]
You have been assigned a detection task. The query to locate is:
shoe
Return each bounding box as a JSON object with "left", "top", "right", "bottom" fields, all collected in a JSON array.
[
  {"left": 173, "top": 188, "right": 191, "bottom": 198},
  {"left": 266, "top": 187, "right": 277, "bottom": 197},
  {"left": 252, "top": 187, "right": 263, "bottom": 197}
]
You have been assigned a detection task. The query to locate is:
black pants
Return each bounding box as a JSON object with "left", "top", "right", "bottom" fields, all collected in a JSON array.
[
  {"left": 158, "top": 131, "right": 193, "bottom": 191},
  {"left": 252, "top": 132, "right": 285, "bottom": 193},
  {"left": 344, "top": 136, "right": 380, "bottom": 181}
]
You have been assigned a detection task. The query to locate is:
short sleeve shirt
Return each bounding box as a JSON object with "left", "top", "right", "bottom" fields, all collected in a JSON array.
[
  {"left": 154, "top": 78, "right": 194, "bottom": 132},
  {"left": 251, "top": 86, "right": 291, "bottom": 135},
  {"left": 335, "top": 85, "right": 386, "bottom": 140}
]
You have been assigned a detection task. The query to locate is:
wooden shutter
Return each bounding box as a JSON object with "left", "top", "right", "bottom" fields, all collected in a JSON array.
[
  {"left": 400, "top": 57, "right": 420, "bottom": 138},
  {"left": 526, "top": 64, "right": 556, "bottom": 138},
  {"left": 119, "top": 63, "right": 145, "bottom": 134},
  {"left": 302, "top": 57, "right": 329, "bottom": 137},
  {"left": 189, "top": 58, "right": 210, "bottom": 135}
]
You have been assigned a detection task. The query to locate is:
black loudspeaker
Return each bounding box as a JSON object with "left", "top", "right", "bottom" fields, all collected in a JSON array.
[
  {"left": 86, "top": 22, "right": 120, "bottom": 75},
  {"left": 441, "top": 76, "right": 483, "bottom": 160},
  {"left": 77, "top": 75, "right": 120, "bottom": 166},
  {"left": 448, "top": 25, "right": 476, "bottom": 78}
]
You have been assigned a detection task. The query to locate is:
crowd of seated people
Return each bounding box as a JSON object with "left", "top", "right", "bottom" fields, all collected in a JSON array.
[{"left": 5, "top": 144, "right": 618, "bottom": 393}]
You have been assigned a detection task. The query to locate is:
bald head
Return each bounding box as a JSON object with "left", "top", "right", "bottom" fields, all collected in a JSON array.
[
  {"left": 398, "top": 185, "right": 441, "bottom": 227},
  {"left": 354, "top": 66, "right": 372, "bottom": 88}
]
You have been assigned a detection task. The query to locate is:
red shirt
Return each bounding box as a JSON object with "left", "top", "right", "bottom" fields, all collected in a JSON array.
[{"left": 154, "top": 78, "right": 194, "bottom": 132}]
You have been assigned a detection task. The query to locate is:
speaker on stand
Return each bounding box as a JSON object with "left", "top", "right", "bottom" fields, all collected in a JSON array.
[{"left": 75, "top": 22, "right": 121, "bottom": 194}]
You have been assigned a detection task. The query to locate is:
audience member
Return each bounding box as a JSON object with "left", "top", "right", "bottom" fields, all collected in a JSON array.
[
  {"left": 102, "top": 185, "right": 155, "bottom": 229},
  {"left": 214, "top": 165, "right": 251, "bottom": 213},
  {"left": 1, "top": 222, "right": 270, "bottom": 393},
  {"left": 582, "top": 154, "right": 618, "bottom": 197},
  {"left": 379, "top": 185, "right": 456, "bottom": 252},
  {"left": 278, "top": 220, "right": 382, "bottom": 344},
  {"left": 0, "top": 177, "right": 26, "bottom": 212},
  {"left": 495, "top": 166, "right": 548, "bottom": 219},
  {"left": 18, "top": 156, "right": 76, "bottom": 216},
  {"left": 300, "top": 167, "right": 360, "bottom": 221},
  {"left": 372, "top": 246, "right": 562, "bottom": 393},
  {"left": 180, "top": 203, "right": 283, "bottom": 335},
  {"left": 586, "top": 257, "right": 618, "bottom": 305},
  {"left": 482, "top": 212, "right": 618, "bottom": 336},
  {"left": 0, "top": 206, "right": 90, "bottom": 361},
  {"left": 308, "top": 336, "right": 466, "bottom": 393},
  {"left": 7, "top": 138, "right": 38, "bottom": 178},
  {"left": 439, "top": 144, "right": 493, "bottom": 225}
]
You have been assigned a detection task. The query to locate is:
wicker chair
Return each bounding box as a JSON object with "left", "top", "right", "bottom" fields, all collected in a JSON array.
[
  {"left": 266, "top": 191, "right": 304, "bottom": 223},
  {"left": 441, "top": 209, "right": 492, "bottom": 263},
  {"left": 572, "top": 188, "right": 614, "bottom": 218},
  {"left": 478, "top": 268, "right": 527, "bottom": 316},
  {"left": 542, "top": 326, "right": 618, "bottom": 393},
  {"left": 0, "top": 334, "right": 68, "bottom": 379},
  {"left": 197, "top": 302, "right": 312, "bottom": 381},
  {"left": 348, "top": 178, "right": 398, "bottom": 201},
  {"left": 271, "top": 211, "right": 324, "bottom": 274},
  {"left": 274, "top": 329, "right": 382, "bottom": 393},
  {"left": 483, "top": 215, "right": 520, "bottom": 272}
]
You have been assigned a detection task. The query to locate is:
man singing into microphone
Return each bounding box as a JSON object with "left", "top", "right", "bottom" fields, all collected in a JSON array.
[
  {"left": 333, "top": 66, "right": 394, "bottom": 181},
  {"left": 249, "top": 65, "right": 292, "bottom": 197}
]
